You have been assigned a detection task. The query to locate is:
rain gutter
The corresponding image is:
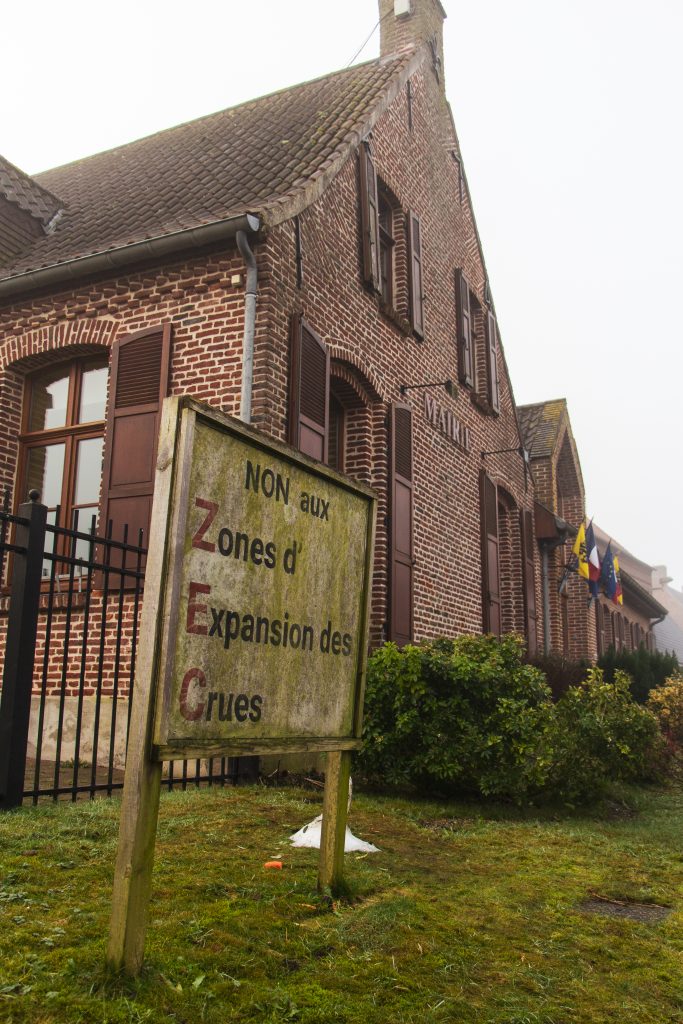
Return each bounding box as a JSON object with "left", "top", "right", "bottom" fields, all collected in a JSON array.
[{"left": 0, "top": 212, "right": 261, "bottom": 301}]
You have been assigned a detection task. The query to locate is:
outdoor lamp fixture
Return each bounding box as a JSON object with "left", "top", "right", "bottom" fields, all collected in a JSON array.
[
  {"left": 480, "top": 445, "right": 533, "bottom": 490},
  {"left": 399, "top": 379, "right": 455, "bottom": 398}
]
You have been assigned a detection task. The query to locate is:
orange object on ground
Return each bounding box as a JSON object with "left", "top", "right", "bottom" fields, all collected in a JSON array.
[{"left": 264, "top": 860, "right": 283, "bottom": 870}]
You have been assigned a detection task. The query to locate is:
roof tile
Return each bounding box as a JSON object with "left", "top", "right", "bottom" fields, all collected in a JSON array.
[{"left": 1, "top": 53, "right": 413, "bottom": 279}]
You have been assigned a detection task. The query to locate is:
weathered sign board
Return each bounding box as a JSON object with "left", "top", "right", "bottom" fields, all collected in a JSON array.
[{"left": 107, "top": 397, "right": 376, "bottom": 975}]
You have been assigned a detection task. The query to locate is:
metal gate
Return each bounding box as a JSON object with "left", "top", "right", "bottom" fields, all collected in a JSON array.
[{"left": 0, "top": 489, "right": 238, "bottom": 807}]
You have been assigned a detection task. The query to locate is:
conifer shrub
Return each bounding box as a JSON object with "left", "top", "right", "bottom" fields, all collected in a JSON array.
[
  {"left": 526, "top": 652, "right": 590, "bottom": 700},
  {"left": 356, "top": 634, "right": 555, "bottom": 803},
  {"left": 598, "top": 646, "right": 678, "bottom": 703}
]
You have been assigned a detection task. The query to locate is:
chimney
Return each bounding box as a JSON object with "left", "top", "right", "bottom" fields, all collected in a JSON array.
[{"left": 379, "top": 0, "right": 447, "bottom": 84}]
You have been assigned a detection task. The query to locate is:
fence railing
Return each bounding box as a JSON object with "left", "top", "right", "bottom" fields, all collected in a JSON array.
[{"left": 0, "top": 490, "right": 239, "bottom": 807}]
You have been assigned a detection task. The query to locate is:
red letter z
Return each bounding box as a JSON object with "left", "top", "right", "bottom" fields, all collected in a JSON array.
[{"left": 192, "top": 497, "right": 218, "bottom": 552}]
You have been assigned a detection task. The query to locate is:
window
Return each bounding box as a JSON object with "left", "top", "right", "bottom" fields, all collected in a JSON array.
[
  {"left": 20, "top": 355, "right": 108, "bottom": 567},
  {"left": 455, "top": 269, "right": 500, "bottom": 414},
  {"left": 359, "top": 141, "right": 423, "bottom": 337},
  {"left": 15, "top": 324, "right": 172, "bottom": 582},
  {"left": 378, "top": 188, "right": 395, "bottom": 308}
]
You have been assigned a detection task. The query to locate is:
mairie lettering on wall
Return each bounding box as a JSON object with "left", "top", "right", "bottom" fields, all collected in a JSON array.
[{"left": 425, "top": 393, "right": 471, "bottom": 453}]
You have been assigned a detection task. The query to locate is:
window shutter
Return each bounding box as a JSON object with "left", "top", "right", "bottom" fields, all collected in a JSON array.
[
  {"left": 520, "top": 508, "right": 537, "bottom": 654},
  {"left": 455, "top": 270, "right": 473, "bottom": 387},
  {"left": 389, "top": 402, "right": 414, "bottom": 647},
  {"left": 596, "top": 602, "right": 604, "bottom": 656},
  {"left": 408, "top": 211, "right": 424, "bottom": 338},
  {"left": 359, "top": 141, "right": 380, "bottom": 291},
  {"left": 486, "top": 310, "right": 500, "bottom": 413},
  {"left": 480, "top": 471, "right": 501, "bottom": 635},
  {"left": 100, "top": 323, "right": 172, "bottom": 554},
  {"left": 288, "top": 314, "right": 329, "bottom": 463},
  {"left": 561, "top": 596, "right": 570, "bottom": 656}
]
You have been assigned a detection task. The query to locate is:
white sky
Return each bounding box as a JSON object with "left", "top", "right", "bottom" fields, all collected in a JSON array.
[{"left": 4, "top": 0, "right": 683, "bottom": 586}]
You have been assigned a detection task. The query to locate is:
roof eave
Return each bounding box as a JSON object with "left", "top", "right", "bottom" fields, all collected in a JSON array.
[
  {"left": 0, "top": 212, "right": 261, "bottom": 303},
  {"left": 621, "top": 570, "right": 669, "bottom": 620}
]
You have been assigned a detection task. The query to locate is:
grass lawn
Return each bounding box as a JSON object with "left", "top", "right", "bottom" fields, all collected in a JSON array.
[{"left": 0, "top": 782, "right": 682, "bottom": 1023}]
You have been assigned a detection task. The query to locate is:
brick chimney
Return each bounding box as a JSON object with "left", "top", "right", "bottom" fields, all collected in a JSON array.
[{"left": 379, "top": 0, "right": 447, "bottom": 83}]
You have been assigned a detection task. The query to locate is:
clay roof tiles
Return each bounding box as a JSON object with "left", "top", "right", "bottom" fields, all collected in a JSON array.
[
  {"left": 1, "top": 52, "right": 414, "bottom": 279},
  {"left": 0, "top": 155, "right": 62, "bottom": 225},
  {"left": 518, "top": 399, "right": 568, "bottom": 459}
]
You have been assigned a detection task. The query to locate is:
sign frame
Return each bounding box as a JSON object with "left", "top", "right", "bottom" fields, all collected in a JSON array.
[
  {"left": 107, "top": 397, "right": 376, "bottom": 975},
  {"left": 149, "top": 398, "right": 376, "bottom": 761}
]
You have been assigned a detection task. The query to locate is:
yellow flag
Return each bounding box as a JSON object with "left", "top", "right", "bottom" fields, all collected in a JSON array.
[
  {"left": 572, "top": 522, "right": 589, "bottom": 579},
  {"left": 614, "top": 556, "right": 624, "bottom": 604}
]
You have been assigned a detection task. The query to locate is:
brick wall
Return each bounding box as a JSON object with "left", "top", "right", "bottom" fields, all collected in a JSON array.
[{"left": 0, "top": 55, "right": 537, "bottom": 700}]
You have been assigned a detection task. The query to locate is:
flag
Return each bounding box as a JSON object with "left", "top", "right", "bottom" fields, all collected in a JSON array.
[
  {"left": 585, "top": 521, "right": 601, "bottom": 601},
  {"left": 572, "top": 521, "right": 589, "bottom": 579},
  {"left": 599, "top": 542, "right": 619, "bottom": 603},
  {"left": 613, "top": 555, "right": 624, "bottom": 605}
]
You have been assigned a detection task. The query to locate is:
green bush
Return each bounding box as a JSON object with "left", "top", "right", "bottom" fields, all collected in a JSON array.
[
  {"left": 598, "top": 646, "right": 679, "bottom": 703},
  {"left": 358, "top": 639, "right": 666, "bottom": 806},
  {"left": 356, "top": 634, "right": 555, "bottom": 803},
  {"left": 647, "top": 676, "right": 683, "bottom": 746},
  {"left": 546, "top": 668, "right": 664, "bottom": 803}
]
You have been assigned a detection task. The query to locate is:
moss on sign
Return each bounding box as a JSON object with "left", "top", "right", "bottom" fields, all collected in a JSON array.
[{"left": 155, "top": 410, "right": 374, "bottom": 750}]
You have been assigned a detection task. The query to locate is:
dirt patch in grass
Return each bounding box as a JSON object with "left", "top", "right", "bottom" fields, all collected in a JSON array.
[{"left": 579, "top": 894, "right": 672, "bottom": 923}]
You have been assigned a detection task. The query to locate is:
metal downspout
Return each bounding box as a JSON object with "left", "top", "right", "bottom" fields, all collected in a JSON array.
[{"left": 236, "top": 230, "right": 258, "bottom": 425}]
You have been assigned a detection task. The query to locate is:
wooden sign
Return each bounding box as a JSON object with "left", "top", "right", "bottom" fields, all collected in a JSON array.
[{"left": 107, "top": 397, "right": 376, "bottom": 975}]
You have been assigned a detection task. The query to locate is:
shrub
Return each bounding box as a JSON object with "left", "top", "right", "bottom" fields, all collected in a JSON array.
[
  {"left": 526, "top": 652, "right": 590, "bottom": 700},
  {"left": 356, "top": 634, "right": 555, "bottom": 803},
  {"left": 547, "top": 668, "right": 663, "bottom": 803},
  {"left": 647, "top": 676, "right": 683, "bottom": 745},
  {"left": 598, "top": 646, "right": 679, "bottom": 704}
]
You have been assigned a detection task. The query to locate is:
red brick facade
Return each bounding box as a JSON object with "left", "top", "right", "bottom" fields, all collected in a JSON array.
[{"left": 0, "top": 3, "right": 539, "bottom": 687}]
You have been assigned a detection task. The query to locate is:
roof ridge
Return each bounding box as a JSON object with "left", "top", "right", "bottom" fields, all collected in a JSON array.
[
  {"left": 518, "top": 397, "right": 567, "bottom": 411},
  {"left": 34, "top": 55, "right": 407, "bottom": 182}
]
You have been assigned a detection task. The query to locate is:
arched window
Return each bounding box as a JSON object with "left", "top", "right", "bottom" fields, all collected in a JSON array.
[{"left": 19, "top": 353, "right": 108, "bottom": 560}]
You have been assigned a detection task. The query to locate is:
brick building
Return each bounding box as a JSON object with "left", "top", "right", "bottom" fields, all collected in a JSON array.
[
  {"left": 0, "top": 0, "right": 539, "bottom": 697},
  {"left": 519, "top": 399, "right": 666, "bottom": 659},
  {"left": 591, "top": 525, "right": 667, "bottom": 656}
]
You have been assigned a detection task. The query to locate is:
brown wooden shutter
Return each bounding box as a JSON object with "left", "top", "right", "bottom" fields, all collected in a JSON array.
[
  {"left": 359, "top": 141, "right": 380, "bottom": 291},
  {"left": 408, "top": 211, "right": 424, "bottom": 338},
  {"left": 486, "top": 310, "right": 500, "bottom": 413},
  {"left": 561, "top": 596, "right": 570, "bottom": 656},
  {"left": 520, "top": 508, "right": 537, "bottom": 654},
  {"left": 480, "top": 471, "right": 501, "bottom": 635},
  {"left": 455, "top": 270, "right": 473, "bottom": 387},
  {"left": 288, "top": 314, "right": 329, "bottom": 463},
  {"left": 389, "top": 402, "right": 414, "bottom": 647},
  {"left": 100, "top": 323, "right": 172, "bottom": 552},
  {"left": 596, "top": 601, "right": 604, "bottom": 656}
]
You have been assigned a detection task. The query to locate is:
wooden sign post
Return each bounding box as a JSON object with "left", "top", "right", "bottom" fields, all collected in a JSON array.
[{"left": 107, "top": 397, "right": 376, "bottom": 975}]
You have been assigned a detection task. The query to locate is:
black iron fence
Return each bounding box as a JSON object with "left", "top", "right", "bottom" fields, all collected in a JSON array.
[{"left": 0, "top": 490, "right": 238, "bottom": 808}]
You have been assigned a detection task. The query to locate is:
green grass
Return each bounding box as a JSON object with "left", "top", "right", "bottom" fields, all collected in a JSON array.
[{"left": 1, "top": 782, "right": 682, "bottom": 1023}]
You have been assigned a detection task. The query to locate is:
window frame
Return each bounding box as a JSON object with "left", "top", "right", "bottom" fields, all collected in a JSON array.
[
  {"left": 378, "top": 188, "right": 395, "bottom": 309},
  {"left": 17, "top": 353, "right": 108, "bottom": 537}
]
